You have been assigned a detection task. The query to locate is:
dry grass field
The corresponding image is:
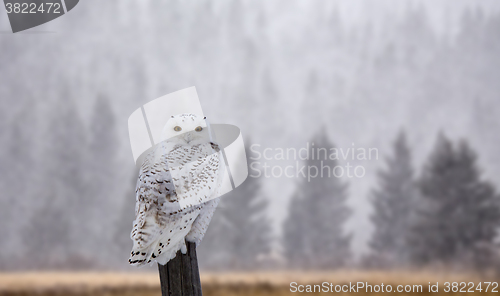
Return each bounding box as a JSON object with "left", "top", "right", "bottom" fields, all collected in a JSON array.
[{"left": 0, "top": 270, "right": 497, "bottom": 296}]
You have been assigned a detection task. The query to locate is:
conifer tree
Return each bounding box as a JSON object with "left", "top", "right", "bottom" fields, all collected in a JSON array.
[
  {"left": 112, "top": 169, "right": 138, "bottom": 268},
  {"left": 369, "top": 131, "right": 417, "bottom": 266},
  {"left": 198, "top": 142, "right": 271, "bottom": 270},
  {"left": 409, "top": 134, "right": 500, "bottom": 266},
  {"left": 23, "top": 89, "right": 87, "bottom": 268},
  {"left": 2, "top": 107, "right": 37, "bottom": 268},
  {"left": 283, "top": 130, "right": 351, "bottom": 269},
  {"left": 85, "top": 95, "right": 119, "bottom": 260}
]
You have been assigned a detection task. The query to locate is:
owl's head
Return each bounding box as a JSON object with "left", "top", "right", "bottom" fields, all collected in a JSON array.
[{"left": 160, "top": 113, "right": 209, "bottom": 144}]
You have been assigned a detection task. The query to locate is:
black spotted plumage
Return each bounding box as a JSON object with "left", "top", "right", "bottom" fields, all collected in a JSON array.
[{"left": 129, "top": 114, "right": 225, "bottom": 266}]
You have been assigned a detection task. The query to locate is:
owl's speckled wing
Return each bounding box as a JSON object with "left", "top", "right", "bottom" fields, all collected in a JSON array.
[{"left": 129, "top": 141, "right": 224, "bottom": 266}]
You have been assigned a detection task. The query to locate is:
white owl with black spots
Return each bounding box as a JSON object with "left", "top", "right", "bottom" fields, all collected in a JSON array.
[{"left": 129, "top": 113, "right": 225, "bottom": 266}]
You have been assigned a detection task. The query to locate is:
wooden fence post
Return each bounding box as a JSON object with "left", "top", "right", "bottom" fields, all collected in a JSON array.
[{"left": 158, "top": 241, "right": 202, "bottom": 296}]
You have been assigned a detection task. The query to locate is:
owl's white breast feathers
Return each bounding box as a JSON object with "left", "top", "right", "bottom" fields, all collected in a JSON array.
[{"left": 129, "top": 140, "right": 225, "bottom": 266}]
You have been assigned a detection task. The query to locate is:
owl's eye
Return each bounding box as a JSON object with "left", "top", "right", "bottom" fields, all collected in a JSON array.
[
  {"left": 195, "top": 126, "right": 203, "bottom": 132},
  {"left": 174, "top": 126, "right": 182, "bottom": 132}
]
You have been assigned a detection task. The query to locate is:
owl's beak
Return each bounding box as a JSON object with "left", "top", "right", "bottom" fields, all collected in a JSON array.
[{"left": 183, "top": 132, "right": 193, "bottom": 143}]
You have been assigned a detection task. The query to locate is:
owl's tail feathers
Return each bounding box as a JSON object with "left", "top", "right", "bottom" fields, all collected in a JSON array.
[
  {"left": 128, "top": 247, "right": 151, "bottom": 267},
  {"left": 129, "top": 239, "right": 166, "bottom": 267},
  {"left": 129, "top": 236, "right": 188, "bottom": 267},
  {"left": 128, "top": 250, "right": 147, "bottom": 266},
  {"left": 155, "top": 236, "right": 187, "bottom": 265}
]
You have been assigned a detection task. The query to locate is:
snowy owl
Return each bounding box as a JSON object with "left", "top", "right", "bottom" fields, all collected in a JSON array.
[{"left": 129, "top": 113, "right": 225, "bottom": 266}]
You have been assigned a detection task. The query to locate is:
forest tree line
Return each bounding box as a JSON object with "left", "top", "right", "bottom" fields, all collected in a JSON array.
[
  {"left": 0, "top": 3, "right": 499, "bottom": 271},
  {"left": 283, "top": 130, "right": 500, "bottom": 271}
]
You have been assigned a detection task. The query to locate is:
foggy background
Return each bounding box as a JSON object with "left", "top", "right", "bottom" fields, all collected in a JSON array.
[{"left": 0, "top": 0, "right": 500, "bottom": 272}]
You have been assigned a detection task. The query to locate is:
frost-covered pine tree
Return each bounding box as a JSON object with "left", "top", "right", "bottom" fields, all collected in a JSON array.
[
  {"left": 88, "top": 95, "right": 118, "bottom": 196},
  {"left": 24, "top": 90, "right": 87, "bottom": 268},
  {"left": 198, "top": 142, "right": 271, "bottom": 270},
  {"left": 112, "top": 169, "right": 138, "bottom": 268},
  {"left": 3, "top": 107, "right": 37, "bottom": 269},
  {"left": 283, "top": 188, "right": 309, "bottom": 269},
  {"left": 85, "top": 95, "right": 119, "bottom": 260},
  {"left": 368, "top": 131, "right": 417, "bottom": 267},
  {"left": 283, "top": 129, "right": 351, "bottom": 269},
  {"left": 408, "top": 133, "right": 500, "bottom": 266},
  {"left": 23, "top": 188, "right": 71, "bottom": 269}
]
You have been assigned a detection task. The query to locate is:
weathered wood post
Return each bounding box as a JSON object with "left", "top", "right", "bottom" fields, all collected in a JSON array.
[{"left": 158, "top": 241, "right": 202, "bottom": 296}]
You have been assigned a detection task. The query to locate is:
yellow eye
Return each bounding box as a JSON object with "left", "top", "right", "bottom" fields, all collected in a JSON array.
[
  {"left": 174, "top": 126, "right": 182, "bottom": 132},
  {"left": 195, "top": 126, "right": 203, "bottom": 132}
]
